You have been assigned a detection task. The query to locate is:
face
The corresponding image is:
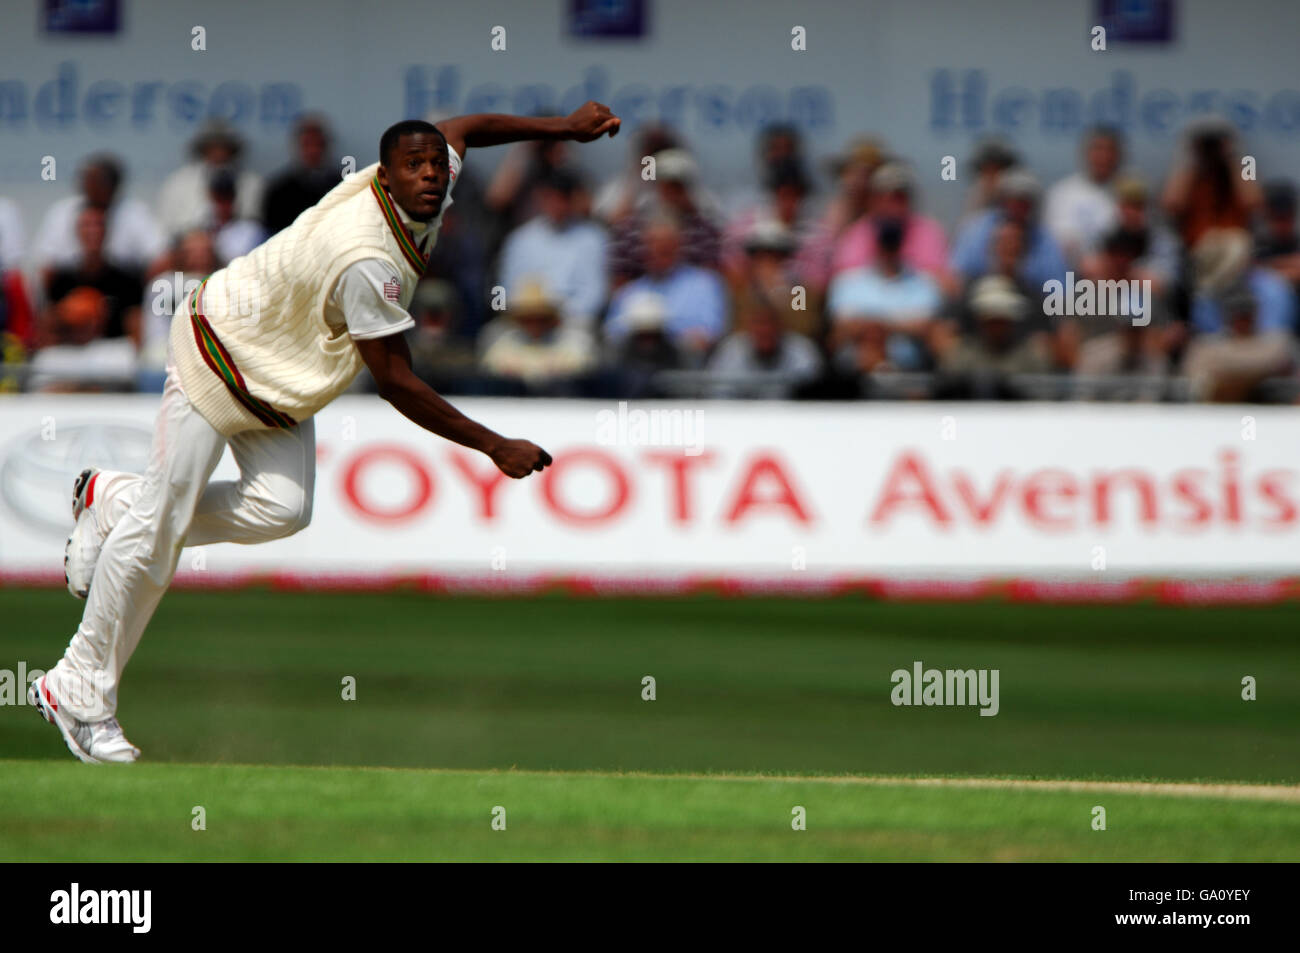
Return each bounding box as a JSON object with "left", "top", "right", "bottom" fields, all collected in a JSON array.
[
  {"left": 178, "top": 231, "right": 216, "bottom": 273},
  {"left": 538, "top": 186, "right": 573, "bottom": 225},
  {"left": 992, "top": 221, "right": 1025, "bottom": 273},
  {"left": 764, "top": 133, "right": 796, "bottom": 165},
  {"left": 773, "top": 183, "right": 803, "bottom": 223},
  {"left": 212, "top": 193, "right": 235, "bottom": 222},
  {"left": 1118, "top": 198, "right": 1147, "bottom": 230},
  {"left": 1003, "top": 196, "right": 1034, "bottom": 225},
  {"left": 299, "top": 126, "right": 327, "bottom": 167},
  {"left": 1268, "top": 210, "right": 1295, "bottom": 239},
  {"left": 379, "top": 132, "right": 451, "bottom": 223},
  {"left": 1229, "top": 309, "right": 1255, "bottom": 336},
  {"left": 202, "top": 143, "right": 236, "bottom": 166},
  {"left": 980, "top": 316, "right": 1016, "bottom": 348},
  {"left": 644, "top": 224, "right": 681, "bottom": 274},
  {"left": 1085, "top": 135, "right": 1121, "bottom": 182},
  {"left": 750, "top": 248, "right": 788, "bottom": 277},
  {"left": 75, "top": 207, "right": 107, "bottom": 253},
  {"left": 517, "top": 311, "right": 557, "bottom": 341},
  {"left": 842, "top": 163, "right": 872, "bottom": 205},
  {"left": 873, "top": 188, "right": 910, "bottom": 220},
  {"left": 658, "top": 180, "right": 691, "bottom": 210},
  {"left": 748, "top": 311, "right": 782, "bottom": 354},
  {"left": 82, "top": 167, "right": 116, "bottom": 208}
]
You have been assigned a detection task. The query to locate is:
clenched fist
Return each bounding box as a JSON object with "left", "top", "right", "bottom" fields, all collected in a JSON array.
[
  {"left": 564, "top": 101, "right": 621, "bottom": 142},
  {"left": 488, "top": 438, "right": 553, "bottom": 479}
]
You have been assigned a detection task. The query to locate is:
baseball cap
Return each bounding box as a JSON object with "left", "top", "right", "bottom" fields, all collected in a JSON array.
[{"left": 654, "top": 149, "right": 698, "bottom": 183}]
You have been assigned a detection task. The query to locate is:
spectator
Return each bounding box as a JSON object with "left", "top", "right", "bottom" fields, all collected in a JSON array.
[
  {"left": 830, "top": 161, "right": 950, "bottom": 284},
  {"left": 206, "top": 169, "right": 268, "bottom": 264},
  {"left": 1055, "top": 227, "right": 1169, "bottom": 372},
  {"left": 827, "top": 215, "right": 943, "bottom": 372},
  {"left": 609, "top": 291, "right": 683, "bottom": 398},
  {"left": 478, "top": 277, "right": 596, "bottom": 393},
  {"left": 722, "top": 121, "right": 812, "bottom": 219},
  {"left": 0, "top": 198, "right": 35, "bottom": 359},
  {"left": 604, "top": 215, "right": 728, "bottom": 362},
  {"left": 1097, "top": 175, "right": 1180, "bottom": 295},
  {"left": 155, "top": 119, "right": 265, "bottom": 240},
  {"left": 593, "top": 122, "right": 681, "bottom": 225},
  {"left": 609, "top": 148, "right": 723, "bottom": 284},
  {"left": 729, "top": 218, "right": 814, "bottom": 337},
  {"left": 1189, "top": 229, "right": 1295, "bottom": 337},
  {"left": 707, "top": 300, "right": 823, "bottom": 399},
  {"left": 0, "top": 196, "right": 24, "bottom": 273},
  {"left": 1182, "top": 283, "right": 1294, "bottom": 401},
  {"left": 721, "top": 157, "right": 815, "bottom": 288},
  {"left": 33, "top": 154, "right": 166, "bottom": 283},
  {"left": 934, "top": 275, "right": 1051, "bottom": 398},
  {"left": 1075, "top": 316, "right": 1171, "bottom": 402},
  {"left": 498, "top": 168, "right": 608, "bottom": 330},
  {"left": 262, "top": 114, "right": 337, "bottom": 235},
  {"left": 1162, "top": 117, "right": 1261, "bottom": 250},
  {"left": 794, "top": 136, "right": 885, "bottom": 296},
  {"left": 1255, "top": 180, "right": 1300, "bottom": 296},
  {"left": 959, "top": 136, "right": 1019, "bottom": 225},
  {"left": 138, "top": 229, "right": 219, "bottom": 390},
  {"left": 1044, "top": 125, "right": 1124, "bottom": 263},
  {"left": 404, "top": 279, "right": 479, "bottom": 393},
  {"left": 484, "top": 124, "right": 573, "bottom": 241},
  {"left": 43, "top": 205, "right": 143, "bottom": 344},
  {"left": 951, "top": 168, "right": 1068, "bottom": 291},
  {"left": 26, "top": 287, "right": 136, "bottom": 392}
]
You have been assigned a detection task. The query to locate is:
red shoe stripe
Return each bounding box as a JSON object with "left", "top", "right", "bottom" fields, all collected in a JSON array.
[
  {"left": 85, "top": 473, "right": 98, "bottom": 509},
  {"left": 42, "top": 679, "right": 58, "bottom": 712}
]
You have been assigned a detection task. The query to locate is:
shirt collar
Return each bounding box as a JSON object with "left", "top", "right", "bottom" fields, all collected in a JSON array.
[{"left": 390, "top": 192, "right": 431, "bottom": 237}]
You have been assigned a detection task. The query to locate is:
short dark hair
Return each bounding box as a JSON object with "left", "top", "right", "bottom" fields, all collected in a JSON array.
[
  {"left": 539, "top": 167, "right": 582, "bottom": 196},
  {"left": 82, "top": 154, "right": 123, "bottom": 193},
  {"left": 379, "top": 120, "right": 446, "bottom": 167},
  {"left": 1086, "top": 123, "right": 1124, "bottom": 149},
  {"left": 1101, "top": 226, "right": 1147, "bottom": 260},
  {"left": 766, "top": 157, "right": 809, "bottom": 195},
  {"left": 1264, "top": 180, "right": 1297, "bottom": 217}
]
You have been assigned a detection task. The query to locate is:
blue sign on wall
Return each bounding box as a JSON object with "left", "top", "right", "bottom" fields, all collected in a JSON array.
[
  {"left": 1096, "top": 0, "right": 1176, "bottom": 44},
  {"left": 44, "top": 0, "right": 121, "bottom": 34},
  {"left": 569, "top": 0, "right": 647, "bottom": 39}
]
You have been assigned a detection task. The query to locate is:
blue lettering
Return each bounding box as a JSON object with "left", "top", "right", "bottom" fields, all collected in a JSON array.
[
  {"left": 992, "top": 87, "right": 1032, "bottom": 131},
  {"left": 1140, "top": 89, "right": 1179, "bottom": 135}
]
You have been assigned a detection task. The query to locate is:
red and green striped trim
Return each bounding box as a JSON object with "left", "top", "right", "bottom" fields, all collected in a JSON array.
[
  {"left": 369, "top": 176, "right": 428, "bottom": 274},
  {"left": 188, "top": 277, "right": 297, "bottom": 430}
]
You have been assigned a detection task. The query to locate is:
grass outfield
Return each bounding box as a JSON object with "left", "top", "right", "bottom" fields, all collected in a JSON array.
[
  {"left": 1, "top": 761, "right": 1298, "bottom": 861},
  {"left": 2, "top": 589, "right": 1298, "bottom": 859}
]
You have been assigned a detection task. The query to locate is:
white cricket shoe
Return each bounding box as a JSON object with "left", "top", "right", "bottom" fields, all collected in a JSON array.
[
  {"left": 28, "top": 675, "right": 141, "bottom": 764},
  {"left": 64, "top": 467, "right": 103, "bottom": 599}
]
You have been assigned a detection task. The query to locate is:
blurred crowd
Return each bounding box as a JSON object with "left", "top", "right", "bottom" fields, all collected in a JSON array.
[{"left": 2, "top": 111, "right": 1299, "bottom": 403}]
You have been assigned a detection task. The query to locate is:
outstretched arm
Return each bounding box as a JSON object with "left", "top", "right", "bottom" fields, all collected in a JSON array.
[
  {"left": 354, "top": 332, "right": 551, "bottom": 479},
  {"left": 436, "top": 100, "right": 620, "bottom": 155}
]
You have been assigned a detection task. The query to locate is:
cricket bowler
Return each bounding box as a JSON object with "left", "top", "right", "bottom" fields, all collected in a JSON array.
[{"left": 29, "top": 102, "right": 622, "bottom": 762}]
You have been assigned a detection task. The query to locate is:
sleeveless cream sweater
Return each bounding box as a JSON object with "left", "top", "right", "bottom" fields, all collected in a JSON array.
[{"left": 169, "top": 161, "right": 433, "bottom": 435}]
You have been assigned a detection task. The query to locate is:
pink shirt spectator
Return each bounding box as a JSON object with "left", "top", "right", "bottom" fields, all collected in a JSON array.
[{"left": 830, "top": 214, "right": 949, "bottom": 279}]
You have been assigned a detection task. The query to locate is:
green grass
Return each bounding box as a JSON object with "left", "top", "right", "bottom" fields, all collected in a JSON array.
[
  {"left": 2, "top": 589, "right": 1298, "bottom": 860},
  {"left": 1, "top": 761, "right": 1296, "bottom": 861}
]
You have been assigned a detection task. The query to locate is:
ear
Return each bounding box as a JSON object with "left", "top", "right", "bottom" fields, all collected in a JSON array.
[{"left": 376, "top": 164, "right": 389, "bottom": 189}]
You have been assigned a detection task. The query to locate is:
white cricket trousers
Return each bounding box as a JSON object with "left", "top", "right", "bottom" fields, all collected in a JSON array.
[{"left": 48, "top": 351, "right": 315, "bottom": 721}]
